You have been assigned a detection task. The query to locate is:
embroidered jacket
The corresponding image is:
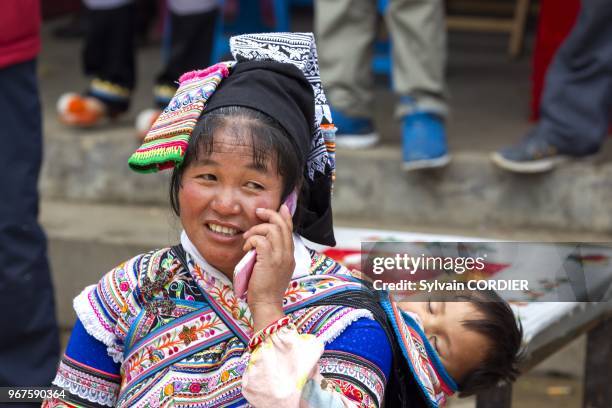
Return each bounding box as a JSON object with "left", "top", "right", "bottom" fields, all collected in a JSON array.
[{"left": 45, "top": 237, "right": 391, "bottom": 407}]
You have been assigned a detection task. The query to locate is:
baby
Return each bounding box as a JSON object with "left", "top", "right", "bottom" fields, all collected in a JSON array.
[{"left": 382, "top": 289, "right": 523, "bottom": 406}]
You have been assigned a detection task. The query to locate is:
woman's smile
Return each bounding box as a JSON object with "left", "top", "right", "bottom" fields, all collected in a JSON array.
[
  {"left": 205, "top": 220, "right": 243, "bottom": 239},
  {"left": 178, "top": 128, "right": 283, "bottom": 276}
]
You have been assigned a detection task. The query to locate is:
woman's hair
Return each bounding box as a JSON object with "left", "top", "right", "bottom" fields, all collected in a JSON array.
[
  {"left": 454, "top": 289, "right": 525, "bottom": 397},
  {"left": 169, "top": 106, "right": 304, "bottom": 216}
]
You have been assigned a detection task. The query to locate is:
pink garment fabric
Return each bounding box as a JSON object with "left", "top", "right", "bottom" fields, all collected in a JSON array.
[
  {"left": 0, "top": 0, "right": 41, "bottom": 69},
  {"left": 242, "top": 326, "right": 366, "bottom": 407}
]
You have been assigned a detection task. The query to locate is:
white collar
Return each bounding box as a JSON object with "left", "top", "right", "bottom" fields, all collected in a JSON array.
[{"left": 180, "top": 230, "right": 312, "bottom": 286}]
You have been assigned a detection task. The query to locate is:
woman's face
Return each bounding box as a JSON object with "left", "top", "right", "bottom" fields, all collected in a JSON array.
[{"left": 178, "top": 128, "right": 284, "bottom": 276}]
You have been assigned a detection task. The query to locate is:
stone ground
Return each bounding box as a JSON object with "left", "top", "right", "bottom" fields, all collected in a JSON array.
[{"left": 38, "top": 9, "right": 608, "bottom": 407}]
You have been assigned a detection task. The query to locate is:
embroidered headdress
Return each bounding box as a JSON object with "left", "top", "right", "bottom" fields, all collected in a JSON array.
[{"left": 128, "top": 33, "right": 337, "bottom": 246}]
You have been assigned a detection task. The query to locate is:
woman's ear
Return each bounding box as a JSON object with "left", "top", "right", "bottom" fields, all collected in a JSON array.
[{"left": 170, "top": 169, "right": 184, "bottom": 216}]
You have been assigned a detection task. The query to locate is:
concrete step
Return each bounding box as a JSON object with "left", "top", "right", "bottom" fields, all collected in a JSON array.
[
  {"left": 42, "top": 200, "right": 179, "bottom": 329},
  {"left": 40, "top": 127, "right": 612, "bottom": 236},
  {"left": 333, "top": 146, "right": 612, "bottom": 234}
]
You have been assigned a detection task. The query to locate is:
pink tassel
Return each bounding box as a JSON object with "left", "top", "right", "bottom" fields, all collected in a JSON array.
[{"left": 179, "top": 62, "right": 231, "bottom": 84}]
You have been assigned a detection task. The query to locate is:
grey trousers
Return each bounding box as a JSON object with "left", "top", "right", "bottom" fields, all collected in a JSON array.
[
  {"left": 535, "top": 0, "right": 612, "bottom": 156},
  {"left": 315, "top": 0, "right": 447, "bottom": 119}
]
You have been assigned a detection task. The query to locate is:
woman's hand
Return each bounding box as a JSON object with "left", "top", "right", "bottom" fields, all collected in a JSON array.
[{"left": 242, "top": 204, "right": 295, "bottom": 332}]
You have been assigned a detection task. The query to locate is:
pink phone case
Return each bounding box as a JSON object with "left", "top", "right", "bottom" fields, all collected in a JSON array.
[{"left": 233, "top": 191, "right": 298, "bottom": 298}]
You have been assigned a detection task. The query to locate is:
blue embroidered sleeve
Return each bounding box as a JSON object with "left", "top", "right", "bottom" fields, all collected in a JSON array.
[
  {"left": 48, "top": 318, "right": 121, "bottom": 407},
  {"left": 65, "top": 319, "right": 122, "bottom": 374},
  {"left": 326, "top": 317, "right": 392, "bottom": 379}
]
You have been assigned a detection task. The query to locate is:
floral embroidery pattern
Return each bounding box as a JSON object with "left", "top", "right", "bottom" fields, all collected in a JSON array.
[
  {"left": 122, "top": 312, "right": 223, "bottom": 386},
  {"left": 189, "top": 262, "right": 253, "bottom": 335},
  {"left": 283, "top": 277, "right": 339, "bottom": 305},
  {"left": 178, "top": 325, "right": 198, "bottom": 346},
  {"left": 152, "top": 356, "right": 249, "bottom": 407},
  {"left": 325, "top": 378, "right": 375, "bottom": 408}
]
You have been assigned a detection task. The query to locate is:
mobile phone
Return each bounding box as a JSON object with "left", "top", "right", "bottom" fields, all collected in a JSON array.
[{"left": 233, "top": 190, "right": 298, "bottom": 299}]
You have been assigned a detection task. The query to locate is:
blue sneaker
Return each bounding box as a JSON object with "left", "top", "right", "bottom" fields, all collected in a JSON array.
[
  {"left": 491, "top": 131, "right": 569, "bottom": 173},
  {"left": 332, "top": 109, "right": 379, "bottom": 149},
  {"left": 402, "top": 111, "right": 450, "bottom": 171}
]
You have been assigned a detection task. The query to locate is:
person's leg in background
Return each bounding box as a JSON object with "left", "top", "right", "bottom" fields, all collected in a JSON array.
[
  {"left": 492, "top": 0, "right": 612, "bottom": 173},
  {"left": 136, "top": 0, "right": 219, "bottom": 138},
  {"left": 385, "top": 0, "right": 449, "bottom": 170},
  {"left": 0, "top": 59, "right": 60, "bottom": 405},
  {"left": 315, "top": 0, "right": 380, "bottom": 149},
  {"left": 155, "top": 0, "right": 218, "bottom": 106},
  {"left": 58, "top": 0, "right": 136, "bottom": 126}
]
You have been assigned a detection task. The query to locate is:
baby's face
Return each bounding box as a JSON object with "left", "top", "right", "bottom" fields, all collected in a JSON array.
[{"left": 397, "top": 300, "right": 491, "bottom": 382}]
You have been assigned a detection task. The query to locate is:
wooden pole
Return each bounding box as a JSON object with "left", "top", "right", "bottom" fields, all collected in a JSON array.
[
  {"left": 583, "top": 315, "right": 612, "bottom": 408},
  {"left": 476, "top": 382, "right": 513, "bottom": 408},
  {"left": 509, "top": 0, "right": 531, "bottom": 58}
]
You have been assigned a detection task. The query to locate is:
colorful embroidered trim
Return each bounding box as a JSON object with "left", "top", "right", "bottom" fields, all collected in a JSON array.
[
  {"left": 248, "top": 316, "right": 292, "bottom": 352},
  {"left": 52, "top": 356, "right": 120, "bottom": 407},
  {"left": 380, "top": 292, "right": 457, "bottom": 408},
  {"left": 128, "top": 62, "right": 234, "bottom": 173},
  {"left": 321, "top": 123, "right": 337, "bottom": 186},
  {"left": 400, "top": 309, "right": 458, "bottom": 399},
  {"left": 319, "top": 352, "right": 385, "bottom": 407}
]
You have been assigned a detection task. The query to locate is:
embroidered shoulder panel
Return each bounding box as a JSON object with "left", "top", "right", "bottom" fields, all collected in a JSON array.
[
  {"left": 310, "top": 251, "right": 352, "bottom": 277},
  {"left": 74, "top": 248, "right": 186, "bottom": 361}
]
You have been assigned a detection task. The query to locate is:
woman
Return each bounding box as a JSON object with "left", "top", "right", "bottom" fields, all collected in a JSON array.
[{"left": 44, "top": 33, "right": 392, "bottom": 407}]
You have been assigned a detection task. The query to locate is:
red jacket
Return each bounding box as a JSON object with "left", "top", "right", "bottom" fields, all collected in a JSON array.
[{"left": 0, "top": 0, "right": 41, "bottom": 69}]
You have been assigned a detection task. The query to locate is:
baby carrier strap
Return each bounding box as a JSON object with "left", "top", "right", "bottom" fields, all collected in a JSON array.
[
  {"left": 308, "top": 282, "right": 428, "bottom": 408},
  {"left": 172, "top": 244, "right": 189, "bottom": 274}
]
